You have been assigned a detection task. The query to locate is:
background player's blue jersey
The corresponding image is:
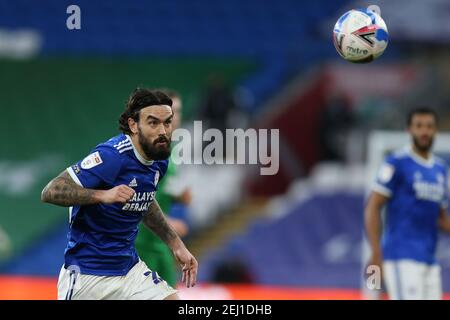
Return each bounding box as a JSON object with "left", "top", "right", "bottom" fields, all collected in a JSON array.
[
  {"left": 65, "top": 134, "right": 168, "bottom": 276},
  {"left": 372, "top": 146, "right": 449, "bottom": 264}
]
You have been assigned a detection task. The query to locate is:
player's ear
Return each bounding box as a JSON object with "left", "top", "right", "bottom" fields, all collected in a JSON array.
[
  {"left": 128, "top": 117, "right": 138, "bottom": 135},
  {"left": 406, "top": 122, "right": 413, "bottom": 133}
]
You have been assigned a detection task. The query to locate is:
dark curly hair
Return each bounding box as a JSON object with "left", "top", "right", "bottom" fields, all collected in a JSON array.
[
  {"left": 407, "top": 107, "right": 438, "bottom": 127},
  {"left": 118, "top": 88, "right": 173, "bottom": 134}
]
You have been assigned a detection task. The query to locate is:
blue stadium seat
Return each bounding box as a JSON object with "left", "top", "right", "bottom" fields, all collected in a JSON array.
[
  {"left": 199, "top": 192, "right": 366, "bottom": 288},
  {"left": 0, "top": 0, "right": 352, "bottom": 127}
]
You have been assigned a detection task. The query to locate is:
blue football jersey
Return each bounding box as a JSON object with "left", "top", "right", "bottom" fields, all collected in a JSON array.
[
  {"left": 65, "top": 134, "right": 168, "bottom": 276},
  {"left": 372, "top": 146, "right": 449, "bottom": 264}
]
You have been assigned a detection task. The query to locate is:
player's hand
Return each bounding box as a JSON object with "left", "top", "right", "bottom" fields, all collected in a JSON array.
[
  {"left": 168, "top": 217, "right": 189, "bottom": 237},
  {"left": 173, "top": 246, "right": 198, "bottom": 288},
  {"left": 180, "top": 189, "right": 192, "bottom": 205},
  {"left": 97, "top": 185, "right": 135, "bottom": 204}
]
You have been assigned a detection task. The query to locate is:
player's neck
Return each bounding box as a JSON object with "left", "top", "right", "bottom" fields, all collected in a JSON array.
[
  {"left": 411, "top": 145, "right": 431, "bottom": 160},
  {"left": 129, "top": 135, "right": 152, "bottom": 162}
]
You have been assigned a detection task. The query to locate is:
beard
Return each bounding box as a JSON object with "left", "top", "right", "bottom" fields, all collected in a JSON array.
[
  {"left": 138, "top": 128, "right": 172, "bottom": 161},
  {"left": 412, "top": 135, "right": 434, "bottom": 153}
]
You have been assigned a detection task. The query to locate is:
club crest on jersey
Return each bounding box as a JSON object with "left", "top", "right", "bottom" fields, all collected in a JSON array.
[{"left": 81, "top": 151, "right": 103, "bottom": 169}]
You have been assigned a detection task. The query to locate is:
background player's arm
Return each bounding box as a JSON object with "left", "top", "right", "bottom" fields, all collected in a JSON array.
[
  {"left": 41, "top": 170, "right": 134, "bottom": 207},
  {"left": 364, "top": 191, "right": 389, "bottom": 267},
  {"left": 143, "top": 199, "right": 197, "bottom": 287},
  {"left": 167, "top": 217, "right": 189, "bottom": 237},
  {"left": 438, "top": 208, "right": 450, "bottom": 234},
  {"left": 168, "top": 188, "right": 191, "bottom": 237}
]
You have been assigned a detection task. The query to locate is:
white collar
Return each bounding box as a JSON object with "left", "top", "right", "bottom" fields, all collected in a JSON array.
[
  {"left": 407, "top": 145, "right": 435, "bottom": 168},
  {"left": 125, "top": 134, "right": 154, "bottom": 166}
]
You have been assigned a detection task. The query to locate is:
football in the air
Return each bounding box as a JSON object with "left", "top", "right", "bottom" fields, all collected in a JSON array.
[{"left": 333, "top": 8, "right": 389, "bottom": 63}]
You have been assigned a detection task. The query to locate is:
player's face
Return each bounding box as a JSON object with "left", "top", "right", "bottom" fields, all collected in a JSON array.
[
  {"left": 135, "top": 105, "right": 173, "bottom": 160},
  {"left": 408, "top": 114, "right": 436, "bottom": 153}
]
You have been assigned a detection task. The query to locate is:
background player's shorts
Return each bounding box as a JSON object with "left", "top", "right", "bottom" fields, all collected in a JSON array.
[
  {"left": 383, "top": 259, "right": 442, "bottom": 300},
  {"left": 57, "top": 260, "right": 177, "bottom": 300}
]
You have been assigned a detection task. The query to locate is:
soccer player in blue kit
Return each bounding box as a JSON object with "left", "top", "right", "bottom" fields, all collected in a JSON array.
[
  {"left": 41, "top": 88, "right": 198, "bottom": 300},
  {"left": 365, "top": 107, "right": 450, "bottom": 300}
]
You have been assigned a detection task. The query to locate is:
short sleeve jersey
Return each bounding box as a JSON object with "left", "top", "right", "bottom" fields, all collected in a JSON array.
[{"left": 64, "top": 134, "right": 168, "bottom": 276}]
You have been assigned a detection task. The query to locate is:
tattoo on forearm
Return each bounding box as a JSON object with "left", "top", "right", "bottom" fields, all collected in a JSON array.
[
  {"left": 143, "top": 200, "right": 178, "bottom": 244},
  {"left": 41, "top": 170, "right": 97, "bottom": 207}
]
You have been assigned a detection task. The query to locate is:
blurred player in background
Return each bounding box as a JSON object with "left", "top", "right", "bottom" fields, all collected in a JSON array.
[
  {"left": 365, "top": 107, "right": 450, "bottom": 300},
  {"left": 41, "top": 88, "right": 197, "bottom": 300},
  {"left": 135, "top": 89, "right": 191, "bottom": 288}
]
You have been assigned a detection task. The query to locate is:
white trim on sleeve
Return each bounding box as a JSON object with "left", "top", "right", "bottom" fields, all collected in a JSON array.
[
  {"left": 372, "top": 183, "right": 392, "bottom": 197},
  {"left": 66, "top": 167, "right": 84, "bottom": 187},
  {"left": 68, "top": 207, "right": 73, "bottom": 223}
]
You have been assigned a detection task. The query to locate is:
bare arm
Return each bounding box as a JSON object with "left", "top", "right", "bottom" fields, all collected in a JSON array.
[
  {"left": 438, "top": 208, "right": 450, "bottom": 234},
  {"left": 168, "top": 217, "right": 189, "bottom": 238},
  {"left": 142, "top": 200, "right": 181, "bottom": 248},
  {"left": 172, "top": 189, "right": 192, "bottom": 205},
  {"left": 41, "top": 170, "right": 134, "bottom": 207},
  {"left": 364, "top": 191, "right": 389, "bottom": 265},
  {"left": 142, "top": 200, "right": 197, "bottom": 287},
  {"left": 41, "top": 170, "right": 100, "bottom": 206}
]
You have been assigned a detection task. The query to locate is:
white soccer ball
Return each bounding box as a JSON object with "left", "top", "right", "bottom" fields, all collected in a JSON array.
[{"left": 333, "top": 9, "right": 389, "bottom": 63}]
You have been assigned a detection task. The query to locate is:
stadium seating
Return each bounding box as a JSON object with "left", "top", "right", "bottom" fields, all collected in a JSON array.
[
  {"left": 0, "top": 0, "right": 357, "bottom": 274},
  {"left": 200, "top": 189, "right": 450, "bottom": 291},
  {"left": 199, "top": 191, "right": 365, "bottom": 288},
  {"left": 0, "top": 57, "right": 253, "bottom": 273},
  {"left": 0, "top": 0, "right": 351, "bottom": 110}
]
